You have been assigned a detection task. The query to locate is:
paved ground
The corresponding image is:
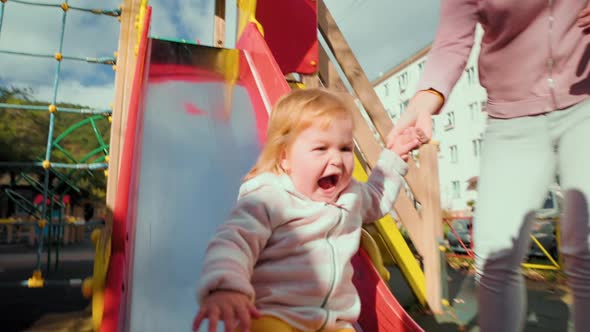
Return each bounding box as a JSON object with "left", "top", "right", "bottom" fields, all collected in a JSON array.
[
  {"left": 402, "top": 264, "right": 573, "bottom": 331},
  {"left": 0, "top": 241, "right": 573, "bottom": 332},
  {"left": 0, "top": 240, "right": 94, "bottom": 332}
]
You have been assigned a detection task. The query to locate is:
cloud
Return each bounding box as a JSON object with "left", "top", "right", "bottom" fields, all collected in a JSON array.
[
  {"left": 0, "top": 0, "right": 120, "bottom": 104},
  {"left": 148, "top": 0, "right": 214, "bottom": 45},
  {"left": 9, "top": 79, "right": 115, "bottom": 109}
]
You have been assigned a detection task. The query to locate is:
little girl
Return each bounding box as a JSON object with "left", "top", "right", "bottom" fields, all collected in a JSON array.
[{"left": 193, "top": 88, "right": 425, "bottom": 332}]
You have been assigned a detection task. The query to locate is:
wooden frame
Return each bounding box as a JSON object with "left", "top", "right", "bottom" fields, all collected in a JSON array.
[
  {"left": 214, "top": 0, "right": 226, "bottom": 47},
  {"left": 106, "top": 0, "right": 146, "bottom": 209}
]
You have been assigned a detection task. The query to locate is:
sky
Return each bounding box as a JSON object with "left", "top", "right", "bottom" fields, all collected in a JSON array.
[{"left": 0, "top": 0, "right": 439, "bottom": 109}]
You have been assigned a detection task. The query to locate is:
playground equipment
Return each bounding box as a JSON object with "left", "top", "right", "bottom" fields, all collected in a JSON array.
[
  {"left": 94, "top": 0, "right": 451, "bottom": 331},
  {"left": 1, "top": 0, "right": 466, "bottom": 331},
  {"left": 0, "top": 0, "right": 120, "bottom": 286}
]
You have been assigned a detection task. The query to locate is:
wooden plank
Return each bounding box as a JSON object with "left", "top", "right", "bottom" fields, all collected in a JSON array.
[
  {"left": 417, "top": 144, "right": 444, "bottom": 313},
  {"left": 317, "top": 0, "right": 392, "bottom": 141},
  {"left": 318, "top": 46, "right": 382, "bottom": 167},
  {"left": 214, "top": 0, "right": 226, "bottom": 47},
  {"left": 106, "top": 0, "right": 144, "bottom": 209}
]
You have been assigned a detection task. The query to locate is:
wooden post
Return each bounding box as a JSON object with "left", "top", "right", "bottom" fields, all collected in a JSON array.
[
  {"left": 215, "top": 0, "right": 226, "bottom": 47},
  {"left": 106, "top": 0, "right": 145, "bottom": 209},
  {"left": 392, "top": 145, "right": 444, "bottom": 313}
]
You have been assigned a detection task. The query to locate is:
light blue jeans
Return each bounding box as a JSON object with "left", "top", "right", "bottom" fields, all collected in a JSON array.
[{"left": 474, "top": 98, "right": 590, "bottom": 332}]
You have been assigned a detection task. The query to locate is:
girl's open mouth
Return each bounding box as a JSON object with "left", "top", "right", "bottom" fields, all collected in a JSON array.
[{"left": 318, "top": 174, "right": 339, "bottom": 190}]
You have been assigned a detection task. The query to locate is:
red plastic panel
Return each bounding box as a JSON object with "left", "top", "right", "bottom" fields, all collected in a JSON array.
[
  {"left": 255, "top": 0, "right": 318, "bottom": 75},
  {"left": 236, "top": 22, "right": 292, "bottom": 115},
  {"left": 352, "top": 249, "right": 424, "bottom": 332}
]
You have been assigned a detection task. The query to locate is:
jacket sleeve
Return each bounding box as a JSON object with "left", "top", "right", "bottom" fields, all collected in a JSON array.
[
  {"left": 359, "top": 149, "right": 408, "bottom": 224},
  {"left": 416, "top": 0, "right": 479, "bottom": 101},
  {"left": 196, "top": 186, "right": 274, "bottom": 305}
]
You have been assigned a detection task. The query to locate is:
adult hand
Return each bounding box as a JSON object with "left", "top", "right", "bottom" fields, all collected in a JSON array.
[
  {"left": 578, "top": 3, "right": 590, "bottom": 28},
  {"left": 193, "top": 290, "right": 261, "bottom": 332},
  {"left": 386, "top": 90, "right": 442, "bottom": 150},
  {"left": 389, "top": 127, "right": 429, "bottom": 161}
]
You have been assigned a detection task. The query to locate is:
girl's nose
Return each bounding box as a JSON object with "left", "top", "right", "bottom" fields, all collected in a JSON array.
[{"left": 329, "top": 152, "right": 344, "bottom": 166}]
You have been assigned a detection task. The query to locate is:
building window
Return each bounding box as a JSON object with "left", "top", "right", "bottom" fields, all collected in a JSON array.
[
  {"left": 432, "top": 118, "right": 436, "bottom": 135},
  {"left": 452, "top": 180, "right": 461, "bottom": 198},
  {"left": 384, "top": 83, "right": 390, "bottom": 97},
  {"left": 418, "top": 60, "right": 426, "bottom": 73},
  {"left": 444, "top": 111, "right": 455, "bottom": 130},
  {"left": 480, "top": 100, "right": 487, "bottom": 112},
  {"left": 450, "top": 145, "right": 458, "bottom": 163},
  {"left": 466, "top": 66, "right": 476, "bottom": 84},
  {"left": 399, "top": 99, "right": 409, "bottom": 113},
  {"left": 389, "top": 111, "right": 398, "bottom": 123},
  {"left": 472, "top": 139, "right": 483, "bottom": 156},
  {"left": 398, "top": 72, "right": 409, "bottom": 94}
]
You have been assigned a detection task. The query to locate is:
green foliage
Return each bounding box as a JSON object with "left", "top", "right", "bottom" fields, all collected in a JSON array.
[{"left": 0, "top": 85, "right": 111, "bottom": 201}]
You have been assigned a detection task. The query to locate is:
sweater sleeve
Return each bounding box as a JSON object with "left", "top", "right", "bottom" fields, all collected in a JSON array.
[
  {"left": 360, "top": 149, "right": 408, "bottom": 224},
  {"left": 196, "top": 185, "right": 274, "bottom": 305},
  {"left": 416, "top": 0, "right": 479, "bottom": 101}
]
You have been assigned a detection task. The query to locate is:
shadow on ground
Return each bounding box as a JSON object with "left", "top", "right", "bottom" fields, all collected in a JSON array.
[{"left": 400, "top": 264, "right": 572, "bottom": 332}]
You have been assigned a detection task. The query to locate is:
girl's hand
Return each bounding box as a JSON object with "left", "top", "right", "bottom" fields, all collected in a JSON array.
[
  {"left": 388, "top": 127, "right": 428, "bottom": 160},
  {"left": 387, "top": 90, "right": 441, "bottom": 148},
  {"left": 578, "top": 4, "right": 590, "bottom": 28},
  {"left": 193, "top": 290, "right": 261, "bottom": 332}
]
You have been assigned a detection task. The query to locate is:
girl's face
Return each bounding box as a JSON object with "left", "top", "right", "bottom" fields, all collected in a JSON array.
[{"left": 280, "top": 115, "right": 355, "bottom": 203}]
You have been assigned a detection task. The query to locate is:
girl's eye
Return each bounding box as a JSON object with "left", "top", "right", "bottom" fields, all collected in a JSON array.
[
  {"left": 341, "top": 146, "right": 352, "bottom": 152},
  {"left": 314, "top": 146, "right": 327, "bottom": 151}
]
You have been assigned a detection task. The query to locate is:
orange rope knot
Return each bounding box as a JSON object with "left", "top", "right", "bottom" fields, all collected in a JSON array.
[
  {"left": 48, "top": 104, "right": 57, "bottom": 113},
  {"left": 54, "top": 52, "right": 63, "bottom": 61},
  {"left": 61, "top": 2, "right": 69, "bottom": 11}
]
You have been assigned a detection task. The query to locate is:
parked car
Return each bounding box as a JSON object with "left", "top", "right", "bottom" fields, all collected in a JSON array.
[
  {"left": 528, "top": 219, "right": 558, "bottom": 260},
  {"left": 445, "top": 218, "right": 472, "bottom": 254}
]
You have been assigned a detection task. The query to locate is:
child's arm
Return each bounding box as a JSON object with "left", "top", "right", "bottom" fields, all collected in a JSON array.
[
  {"left": 197, "top": 187, "right": 273, "bottom": 303},
  {"left": 194, "top": 186, "right": 274, "bottom": 331},
  {"left": 359, "top": 128, "right": 426, "bottom": 223},
  {"left": 359, "top": 149, "right": 408, "bottom": 223}
]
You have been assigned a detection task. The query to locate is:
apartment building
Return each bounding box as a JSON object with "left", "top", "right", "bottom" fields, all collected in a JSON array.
[{"left": 373, "top": 27, "right": 487, "bottom": 215}]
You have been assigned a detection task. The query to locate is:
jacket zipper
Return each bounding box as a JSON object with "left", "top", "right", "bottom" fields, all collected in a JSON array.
[{"left": 316, "top": 205, "right": 343, "bottom": 332}]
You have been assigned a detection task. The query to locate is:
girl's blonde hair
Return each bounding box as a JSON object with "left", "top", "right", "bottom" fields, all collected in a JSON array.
[{"left": 244, "top": 88, "right": 355, "bottom": 181}]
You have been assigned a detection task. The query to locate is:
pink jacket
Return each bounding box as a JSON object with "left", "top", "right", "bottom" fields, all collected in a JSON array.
[
  {"left": 197, "top": 150, "right": 407, "bottom": 331},
  {"left": 417, "top": 0, "right": 590, "bottom": 118}
]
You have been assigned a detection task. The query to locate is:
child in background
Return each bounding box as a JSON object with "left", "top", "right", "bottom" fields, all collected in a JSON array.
[{"left": 193, "top": 88, "right": 426, "bottom": 332}]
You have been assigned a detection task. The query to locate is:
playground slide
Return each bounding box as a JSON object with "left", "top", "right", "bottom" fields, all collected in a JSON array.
[{"left": 104, "top": 21, "right": 422, "bottom": 331}]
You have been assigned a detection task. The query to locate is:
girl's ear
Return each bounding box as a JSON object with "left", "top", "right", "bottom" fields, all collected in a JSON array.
[{"left": 279, "top": 149, "right": 290, "bottom": 173}]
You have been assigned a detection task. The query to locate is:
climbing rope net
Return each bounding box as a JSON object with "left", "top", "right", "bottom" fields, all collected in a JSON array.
[{"left": 0, "top": 0, "right": 120, "bottom": 279}]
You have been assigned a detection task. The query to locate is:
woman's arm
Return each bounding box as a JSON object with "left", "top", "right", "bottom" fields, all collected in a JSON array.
[
  {"left": 389, "top": 0, "right": 479, "bottom": 144},
  {"left": 416, "top": 0, "right": 479, "bottom": 99}
]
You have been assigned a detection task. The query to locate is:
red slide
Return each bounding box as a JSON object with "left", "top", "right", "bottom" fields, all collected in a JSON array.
[{"left": 353, "top": 249, "right": 424, "bottom": 331}]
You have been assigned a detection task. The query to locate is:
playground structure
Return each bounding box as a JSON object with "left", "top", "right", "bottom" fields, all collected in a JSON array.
[
  {"left": 0, "top": 0, "right": 119, "bottom": 286},
  {"left": 0, "top": 0, "right": 449, "bottom": 331},
  {"left": 6, "top": 0, "right": 567, "bottom": 331},
  {"left": 94, "top": 0, "right": 450, "bottom": 331}
]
